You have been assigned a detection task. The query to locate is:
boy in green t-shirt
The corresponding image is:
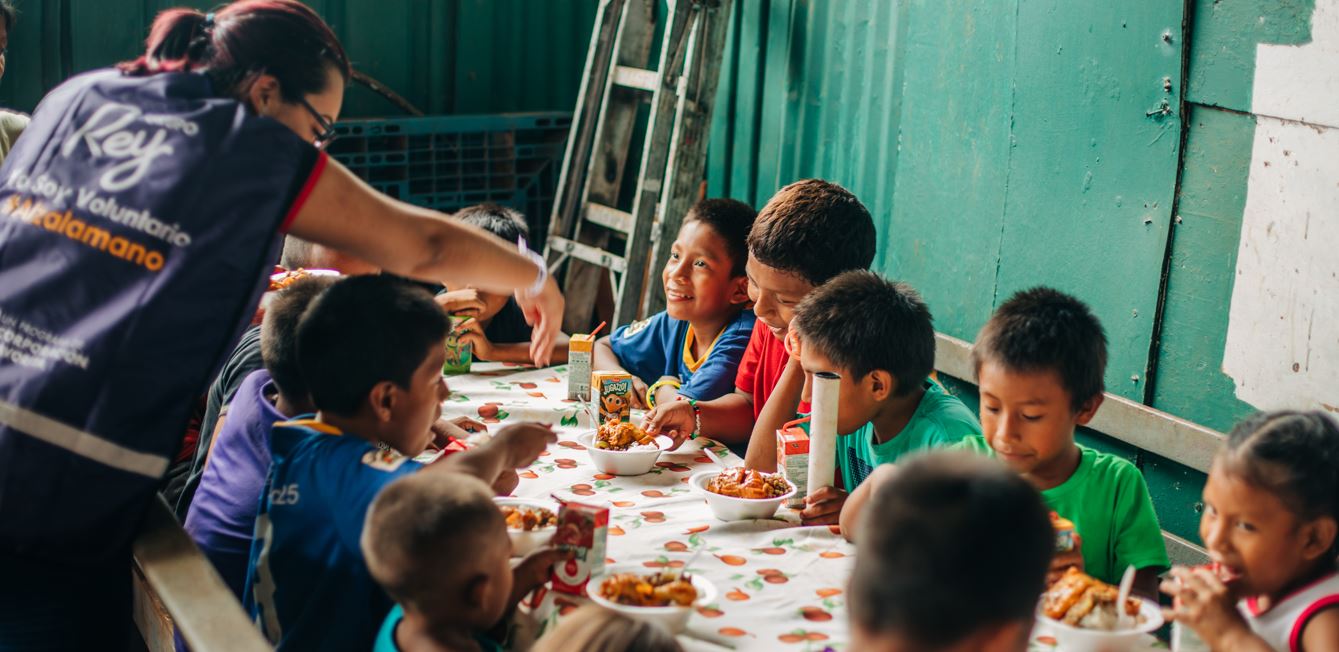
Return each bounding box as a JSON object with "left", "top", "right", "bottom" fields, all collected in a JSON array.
[
  {"left": 956, "top": 287, "right": 1168, "bottom": 594},
  {"left": 747, "top": 271, "right": 979, "bottom": 525}
]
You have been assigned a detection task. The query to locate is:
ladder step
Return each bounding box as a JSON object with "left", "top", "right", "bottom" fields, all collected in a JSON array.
[
  {"left": 548, "top": 236, "right": 628, "bottom": 274},
  {"left": 584, "top": 203, "right": 635, "bottom": 233},
  {"left": 613, "top": 65, "right": 660, "bottom": 92}
]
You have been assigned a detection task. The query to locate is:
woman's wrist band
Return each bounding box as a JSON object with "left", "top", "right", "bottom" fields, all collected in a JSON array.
[
  {"left": 517, "top": 237, "right": 547, "bottom": 298},
  {"left": 645, "top": 379, "right": 682, "bottom": 408}
]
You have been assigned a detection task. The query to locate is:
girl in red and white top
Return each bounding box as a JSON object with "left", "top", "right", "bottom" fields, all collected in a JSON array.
[{"left": 1163, "top": 410, "right": 1339, "bottom": 652}]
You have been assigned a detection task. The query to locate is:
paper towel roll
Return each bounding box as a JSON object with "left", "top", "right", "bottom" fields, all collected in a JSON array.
[{"left": 806, "top": 371, "right": 840, "bottom": 497}]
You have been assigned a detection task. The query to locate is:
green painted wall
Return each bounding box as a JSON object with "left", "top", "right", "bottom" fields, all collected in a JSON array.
[{"left": 0, "top": 0, "right": 596, "bottom": 117}]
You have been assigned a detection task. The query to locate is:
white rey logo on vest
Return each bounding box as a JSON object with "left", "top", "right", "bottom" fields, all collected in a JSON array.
[{"left": 60, "top": 102, "right": 198, "bottom": 193}]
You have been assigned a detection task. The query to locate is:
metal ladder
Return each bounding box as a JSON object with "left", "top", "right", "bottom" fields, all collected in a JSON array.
[{"left": 544, "top": 0, "right": 733, "bottom": 332}]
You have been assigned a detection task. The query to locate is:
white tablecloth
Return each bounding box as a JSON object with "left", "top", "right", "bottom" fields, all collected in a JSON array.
[{"left": 440, "top": 363, "right": 1164, "bottom": 652}]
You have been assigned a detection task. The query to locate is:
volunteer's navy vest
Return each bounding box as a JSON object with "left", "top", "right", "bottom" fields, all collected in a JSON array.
[{"left": 0, "top": 69, "right": 321, "bottom": 559}]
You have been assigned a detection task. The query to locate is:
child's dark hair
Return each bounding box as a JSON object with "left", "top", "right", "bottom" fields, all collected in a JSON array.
[
  {"left": 684, "top": 198, "right": 756, "bottom": 276},
  {"left": 746, "top": 179, "right": 876, "bottom": 286},
  {"left": 972, "top": 287, "right": 1107, "bottom": 411},
  {"left": 454, "top": 203, "right": 529, "bottom": 243},
  {"left": 1221, "top": 410, "right": 1339, "bottom": 551},
  {"left": 260, "top": 275, "right": 337, "bottom": 403},
  {"left": 119, "top": 1, "right": 350, "bottom": 105},
  {"left": 296, "top": 275, "right": 450, "bottom": 415},
  {"left": 362, "top": 473, "right": 501, "bottom": 612},
  {"left": 792, "top": 271, "right": 934, "bottom": 396},
  {"left": 852, "top": 451, "right": 1052, "bottom": 649}
]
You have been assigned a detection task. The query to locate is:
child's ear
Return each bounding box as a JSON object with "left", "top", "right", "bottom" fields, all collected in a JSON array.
[
  {"left": 1301, "top": 516, "right": 1338, "bottom": 562},
  {"left": 867, "top": 370, "right": 895, "bottom": 401},
  {"left": 368, "top": 381, "right": 398, "bottom": 423},
  {"left": 464, "top": 572, "right": 491, "bottom": 610},
  {"left": 1073, "top": 392, "right": 1105, "bottom": 426},
  {"left": 729, "top": 275, "right": 751, "bottom": 305}
]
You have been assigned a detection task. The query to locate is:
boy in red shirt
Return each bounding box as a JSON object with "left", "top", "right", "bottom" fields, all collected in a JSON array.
[{"left": 643, "top": 179, "right": 875, "bottom": 448}]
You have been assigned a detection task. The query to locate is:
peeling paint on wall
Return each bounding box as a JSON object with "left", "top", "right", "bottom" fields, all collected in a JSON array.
[{"left": 1223, "top": 0, "right": 1339, "bottom": 415}]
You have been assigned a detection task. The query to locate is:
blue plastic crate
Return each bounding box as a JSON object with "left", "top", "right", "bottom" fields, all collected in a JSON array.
[{"left": 328, "top": 113, "right": 572, "bottom": 242}]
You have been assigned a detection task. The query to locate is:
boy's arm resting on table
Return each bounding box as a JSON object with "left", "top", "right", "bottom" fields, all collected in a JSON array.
[
  {"left": 642, "top": 390, "right": 755, "bottom": 448},
  {"left": 461, "top": 329, "right": 571, "bottom": 365},
  {"left": 838, "top": 464, "right": 898, "bottom": 541},
  {"left": 743, "top": 357, "right": 805, "bottom": 472}
]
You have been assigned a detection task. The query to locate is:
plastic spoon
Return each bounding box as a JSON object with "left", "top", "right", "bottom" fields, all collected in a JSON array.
[{"left": 1116, "top": 564, "right": 1136, "bottom": 629}]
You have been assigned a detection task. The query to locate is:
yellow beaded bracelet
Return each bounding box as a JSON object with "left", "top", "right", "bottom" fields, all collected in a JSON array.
[{"left": 645, "top": 378, "right": 682, "bottom": 408}]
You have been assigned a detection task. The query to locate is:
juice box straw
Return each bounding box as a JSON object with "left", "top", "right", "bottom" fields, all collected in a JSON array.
[{"left": 807, "top": 371, "right": 840, "bottom": 498}]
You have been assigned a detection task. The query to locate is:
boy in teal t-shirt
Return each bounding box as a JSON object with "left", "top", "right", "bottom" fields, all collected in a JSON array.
[
  {"left": 748, "top": 271, "right": 979, "bottom": 526},
  {"left": 954, "top": 287, "right": 1169, "bottom": 594}
]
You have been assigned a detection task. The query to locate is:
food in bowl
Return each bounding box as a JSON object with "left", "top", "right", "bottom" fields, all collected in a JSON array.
[
  {"left": 598, "top": 571, "right": 699, "bottom": 607},
  {"left": 500, "top": 505, "right": 557, "bottom": 532},
  {"left": 595, "top": 420, "right": 657, "bottom": 451},
  {"left": 1043, "top": 568, "right": 1143, "bottom": 630},
  {"left": 705, "top": 467, "right": 791, "bottom": 500}
]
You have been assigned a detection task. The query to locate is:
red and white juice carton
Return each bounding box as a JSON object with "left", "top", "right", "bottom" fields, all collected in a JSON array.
[
  {"left": 777, "top": 417, "right": 811, "bottom": 508},
  {"left": 550, "top": 500, "right": 609, "bottom": 596}
]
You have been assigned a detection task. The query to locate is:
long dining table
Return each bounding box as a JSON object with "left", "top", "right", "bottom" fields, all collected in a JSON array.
[{"left": 437, "top": 362, "right": 1163, "bottom": 652}]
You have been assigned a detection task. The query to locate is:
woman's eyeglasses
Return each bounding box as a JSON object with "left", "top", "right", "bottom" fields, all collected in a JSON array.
[{"left": 298, "top": 97, "right": 337, "bottom": 149}]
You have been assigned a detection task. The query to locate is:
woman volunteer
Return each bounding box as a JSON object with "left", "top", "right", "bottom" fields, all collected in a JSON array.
[{"left": 0, "top": 2, "right": 562, "bottom": 648}]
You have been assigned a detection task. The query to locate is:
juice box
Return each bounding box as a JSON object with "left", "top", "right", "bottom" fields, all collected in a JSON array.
[
  {"left": 777, "top": 418, "right": 810, "bottom": 508},
  {"left": 591, "top": 370, "right": 633, "bottom": 423},
  {"left": 1050, "top": 511, "right": 1077, "bottom": 552},
  {"left": 442, "top": 316, "right": 473, "bottom": 374},
  {"left": 551, "top": 501, "right": 609, "bottom": 596},
  {"left": 567, "top": 333, "right": 595, "bottom": 400}
]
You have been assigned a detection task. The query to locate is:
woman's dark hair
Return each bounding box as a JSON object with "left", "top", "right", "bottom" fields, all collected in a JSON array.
[
  {"left": 1221, "top": 411, "right": 1339, "bottom": 549},
  {"left": 119, "top": 1, "right": 351, "bottom": 104}
]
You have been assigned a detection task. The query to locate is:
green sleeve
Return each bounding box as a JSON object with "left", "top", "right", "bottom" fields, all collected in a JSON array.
[
  {"left": 1111, "top": 463, "right": 1171, "bottom": 572},
  {"left": 950, "top": 435, "right": 994, "bottom": 455}
]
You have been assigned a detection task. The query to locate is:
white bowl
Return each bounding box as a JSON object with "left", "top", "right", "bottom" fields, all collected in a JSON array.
[
  {"left": 577, "top": 430, "right": 662, "bottom": 476},
  {"left": 689, "top": 469, "right": 797, "bottom": 521},
  {"left": 1038, "top": 598, "right": 1164, "bottom": 652},
  {"left": 587, "top": 563, "right": 718, "bottom": 634},
  {"left": 493, "top": 497, "right": 559, "bottom": 557}
]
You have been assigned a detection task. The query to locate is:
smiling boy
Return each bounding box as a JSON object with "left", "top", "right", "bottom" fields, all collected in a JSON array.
[
  {"left": 593, "top": 199, "right": 756, "bottom": 410},
  {"left": 644, "top": 180, "right": 876, "bottom": 448}
]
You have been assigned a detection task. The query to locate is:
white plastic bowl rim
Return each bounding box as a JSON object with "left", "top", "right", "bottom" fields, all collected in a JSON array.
[
  {"left": 1039, "top": 597, "right": 1165, "bottom": 636},
  {"left": 576, "top": 430, "right": 663, "bottom": 453},
  {"left": 491, "top": 497, "right": 560, "bottom": 531},
  {"left": 586, "top": 563, "right": 719, "bottom": 614},
  {"left": 688, "top": 469, "right": 799, "bottom": 503}
]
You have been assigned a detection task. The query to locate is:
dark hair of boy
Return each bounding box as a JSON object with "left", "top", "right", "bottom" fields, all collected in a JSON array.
[
  {"left": 746, "top": 179, "right": 876, "bottom": 286},
  {"left": 971, "top": 287, "right": 1107, "bottom": 412},
  {"left": 792, "top": 271, "right": 934, "bottom": 397},
  {"left": 362, "top": 472, "right": 502, "bottom": 611},
  {"left": 297, "top": 275, "right": 450, "bottom": 415},
  {"left": 1222, "top": 410, "right": 1339, "bottom": 552},
  {"left": 684, "top": 198, "right": 757, "bottom": 276},
  {"left": 454, "top": 203, "right": 530, "bottom": 243},
  {"left": 260, "top": 275, "right": 336, "bottom": 404},
  {"left": 852, "top": 451, "right": 1053, "bottom": 649},
  {"left": 0, "top": 2, "right": 16, "bottom": 31}
]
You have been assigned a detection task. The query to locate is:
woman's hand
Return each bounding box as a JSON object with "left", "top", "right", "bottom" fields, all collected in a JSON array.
[{"left": 515, "top": 276, "right": 563, "bottom": 367}]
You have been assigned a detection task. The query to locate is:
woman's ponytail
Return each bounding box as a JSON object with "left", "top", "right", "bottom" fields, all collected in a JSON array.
[{"left": 118, "top": 9, "right": 211, "bottom": 76}]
